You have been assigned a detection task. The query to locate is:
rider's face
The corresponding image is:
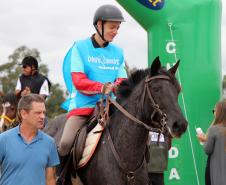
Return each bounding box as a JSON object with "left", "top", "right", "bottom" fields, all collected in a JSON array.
[
  {"left": 22, "top": 65, "right": 32, "bottom": 76},
  {"left": 99, "top": 21, "right": 121, "bottom": 42}
]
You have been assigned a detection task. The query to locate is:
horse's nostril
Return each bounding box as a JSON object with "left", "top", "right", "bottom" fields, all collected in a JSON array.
[
  {"left": 172, "top": 121, "right": 180, "bottom": 133},
  {"left": 172, "top": 121, "right": 187, "bottom": 134}
]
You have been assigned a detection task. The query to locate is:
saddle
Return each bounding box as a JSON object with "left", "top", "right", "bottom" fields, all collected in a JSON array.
[
  {"left": 57, "top": 117, "right": 102, "bottom": 185},
  {"left": 72, "top": 116, "right": 99, "bottom": 169},
  {"left": 57, "top": 101, "right": 107, "bottom": 185}
]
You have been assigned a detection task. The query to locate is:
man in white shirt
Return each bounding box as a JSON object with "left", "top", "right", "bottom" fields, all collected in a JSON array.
[{"left": 15, "top": 56, "right": 51, "bottom": 99}]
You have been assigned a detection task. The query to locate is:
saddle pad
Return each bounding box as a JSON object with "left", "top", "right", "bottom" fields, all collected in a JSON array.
[{"left": 78, "top": 123, "right": 104, "bottom": 168}]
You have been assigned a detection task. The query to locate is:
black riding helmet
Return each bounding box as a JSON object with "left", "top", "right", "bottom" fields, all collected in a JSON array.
[{"left": 93, "top": 4, "right": 125, "bottom": 42}]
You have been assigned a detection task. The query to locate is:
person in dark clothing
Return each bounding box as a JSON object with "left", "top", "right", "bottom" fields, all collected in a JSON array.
[{"left": 15, "top": 56, "right": 51, "bottom": 100}]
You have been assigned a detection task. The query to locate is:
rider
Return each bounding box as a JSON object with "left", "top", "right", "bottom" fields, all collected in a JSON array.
[
  {"left": 15, "top": 56, "right": 51, "bottom": 100},
  {"left": 58, "top": 4, "right": 127, "bottom": 156}
]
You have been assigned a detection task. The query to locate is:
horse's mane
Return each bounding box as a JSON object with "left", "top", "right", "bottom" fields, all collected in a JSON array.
[
  {"left": 2, "top": 91, "right": 18, "bottom": 105},
  {"left": 116, "top": 67, "right": 170, "bottom": 102}
]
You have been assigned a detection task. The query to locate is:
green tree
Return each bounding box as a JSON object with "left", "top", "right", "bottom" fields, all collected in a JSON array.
[
  {"left": 46, "top": 83, "right": 66, "bottom": 118},
  {"left": 0, "top": 46, "right": 66, "bottom": 118}
]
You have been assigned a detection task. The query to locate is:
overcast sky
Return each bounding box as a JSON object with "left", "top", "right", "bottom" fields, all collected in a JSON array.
[{"left": 0, "top": 0, "right": 225, "bottom": 88}]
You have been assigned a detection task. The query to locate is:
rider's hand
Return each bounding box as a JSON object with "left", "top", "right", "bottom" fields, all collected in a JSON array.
[
  {"left": 21, "top": 87, "right": 31, "bottom": 96},
  {"left": 101, "top": 83, "right": 114, "bottom": 95}
]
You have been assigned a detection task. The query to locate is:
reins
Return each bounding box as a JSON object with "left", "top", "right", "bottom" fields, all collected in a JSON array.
[
  {"left": 107, "top": 96, "right": 163, "bottom": 133},
  {"left": 99, "top": 74, "right": 173, "bottom": 184},
  {"left": 103, "top": 75, "right": 171, "bottom": 133}
]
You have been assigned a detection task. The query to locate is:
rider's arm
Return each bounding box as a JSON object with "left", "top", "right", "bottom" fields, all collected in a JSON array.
[
  {"left": 72, "top": 72, "right": 103, "bottom": 95},
  {"left": 114, "top": 78, "right": 126, "bottom": 86},
  {"left": 70, "top": 46, "right": 127, "bottom": 95},
  {"left": 72, "top": 72, "right": 126, "bottom": 95}
]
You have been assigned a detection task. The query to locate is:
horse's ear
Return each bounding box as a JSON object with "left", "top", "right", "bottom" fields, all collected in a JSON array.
[
  {"left": 151, "top": 56, "right": 161, "bottom": 75},
  {"left": 168, "top": 60, "right": 180, "bottom": 75}
]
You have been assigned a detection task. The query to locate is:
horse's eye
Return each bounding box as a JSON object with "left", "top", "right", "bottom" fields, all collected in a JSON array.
[{"left": 152, "top": 87, "right": 160, "bottom": 92}]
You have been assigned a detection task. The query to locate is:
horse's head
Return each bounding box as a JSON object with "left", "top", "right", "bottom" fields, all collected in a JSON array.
[
  {"left": 0, "top": 92, "right": 18, "bottom": 132},
  {"left": 117, "top": 56, "right": 188, "bottom": 138},
  {"left": 147, "top": 57, "right": 188, "bottom": 137}
]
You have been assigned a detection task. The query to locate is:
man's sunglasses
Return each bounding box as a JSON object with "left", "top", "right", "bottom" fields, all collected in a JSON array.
[{"left": 22, "top": 65, "right": 29, "bottom": 68}]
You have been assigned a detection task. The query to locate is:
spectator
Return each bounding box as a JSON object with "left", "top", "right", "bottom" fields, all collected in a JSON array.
[
  {"left": 197, "top": 100, "right": 226, "bottom": 185},
  {"left": 15, "top": 56, "right": 51, "bottom": 100},
  {"left": 0, "top": 94, "right": 59, "bottom": 185}
]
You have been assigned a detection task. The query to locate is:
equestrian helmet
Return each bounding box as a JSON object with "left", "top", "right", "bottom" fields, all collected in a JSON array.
[{"left": 93, "top": 4, "right": 125, "bottom": 25}]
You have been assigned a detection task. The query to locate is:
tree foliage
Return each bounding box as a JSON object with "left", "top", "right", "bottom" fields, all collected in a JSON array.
[
  {"left": 46, "top": 83, "right": 66, "bottom": 118},
  {"left": 0, "top": 46, "right": 66, "bottom": 118}
]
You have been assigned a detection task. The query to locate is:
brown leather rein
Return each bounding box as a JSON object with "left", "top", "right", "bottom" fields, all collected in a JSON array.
[
  {"left": 99, "top": 75, "right": 172, "bottom": 184},
  {"left": 102, "top": 75, "right": 171, "bottom": 133}
]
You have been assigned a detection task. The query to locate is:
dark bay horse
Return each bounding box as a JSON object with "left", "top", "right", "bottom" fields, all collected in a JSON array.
[{"left": 76, "top": 57, "right": 188, "bottom": 185}]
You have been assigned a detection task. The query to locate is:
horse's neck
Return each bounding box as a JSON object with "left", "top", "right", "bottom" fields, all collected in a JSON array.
[{"left": 109, "top": 103, "right": 148, "bottom": 169}]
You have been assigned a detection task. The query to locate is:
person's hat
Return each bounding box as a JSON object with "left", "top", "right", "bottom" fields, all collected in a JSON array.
[
  {"left": 19, "top": 56, "right": 38, "bottom": 69},
  {"left": 93, "top": 4, "right": 125, "bottom": 25}
]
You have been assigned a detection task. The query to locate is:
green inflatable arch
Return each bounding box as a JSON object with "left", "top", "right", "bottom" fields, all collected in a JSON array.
[{"left": 116, "top": 0, "right": 222, "bottom": 185}]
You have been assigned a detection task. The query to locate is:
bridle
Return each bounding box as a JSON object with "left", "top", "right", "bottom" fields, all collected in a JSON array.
[
  {"left": 0, "top": 102, "right": 16, "bottom": 132},
  {"left": 142, "top": 75, "right": 172, "bottom": 133},
  {"left": 99, "top": 74, "right": 175, "bottom": 185},
  {"left": 101, "top": 74, "right": 172, "bottom": 133},
  {"left": 0, "top": 115, "right": 15, "bottom": 123}
]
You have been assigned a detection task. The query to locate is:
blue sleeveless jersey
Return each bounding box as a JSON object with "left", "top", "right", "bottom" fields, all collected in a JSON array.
[{"left": 61, "top": 38, "right": 127, "bottom": 111}]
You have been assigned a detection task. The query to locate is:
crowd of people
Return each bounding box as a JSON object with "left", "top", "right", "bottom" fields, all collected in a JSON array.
[{"left": 0, "top": 3, "right": 225, "bottom": 185}]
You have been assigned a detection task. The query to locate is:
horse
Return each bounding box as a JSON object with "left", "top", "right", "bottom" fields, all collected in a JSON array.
[
  {"left": 69, "top": 56, "right": 187, "bottom": 185},
  {"left": 0, "top": 57, "right": 188, "bottom": 185},
  {"left": 0, "top": 91, "right": 19, "bottom": 132},
  {"left": 43, "top": 113, "right": 67, "bottom": 146}
]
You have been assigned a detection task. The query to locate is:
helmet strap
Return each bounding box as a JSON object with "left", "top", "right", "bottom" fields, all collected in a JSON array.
[{"left": 94, "top": 21, "right": 107, "bottom": 43}]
